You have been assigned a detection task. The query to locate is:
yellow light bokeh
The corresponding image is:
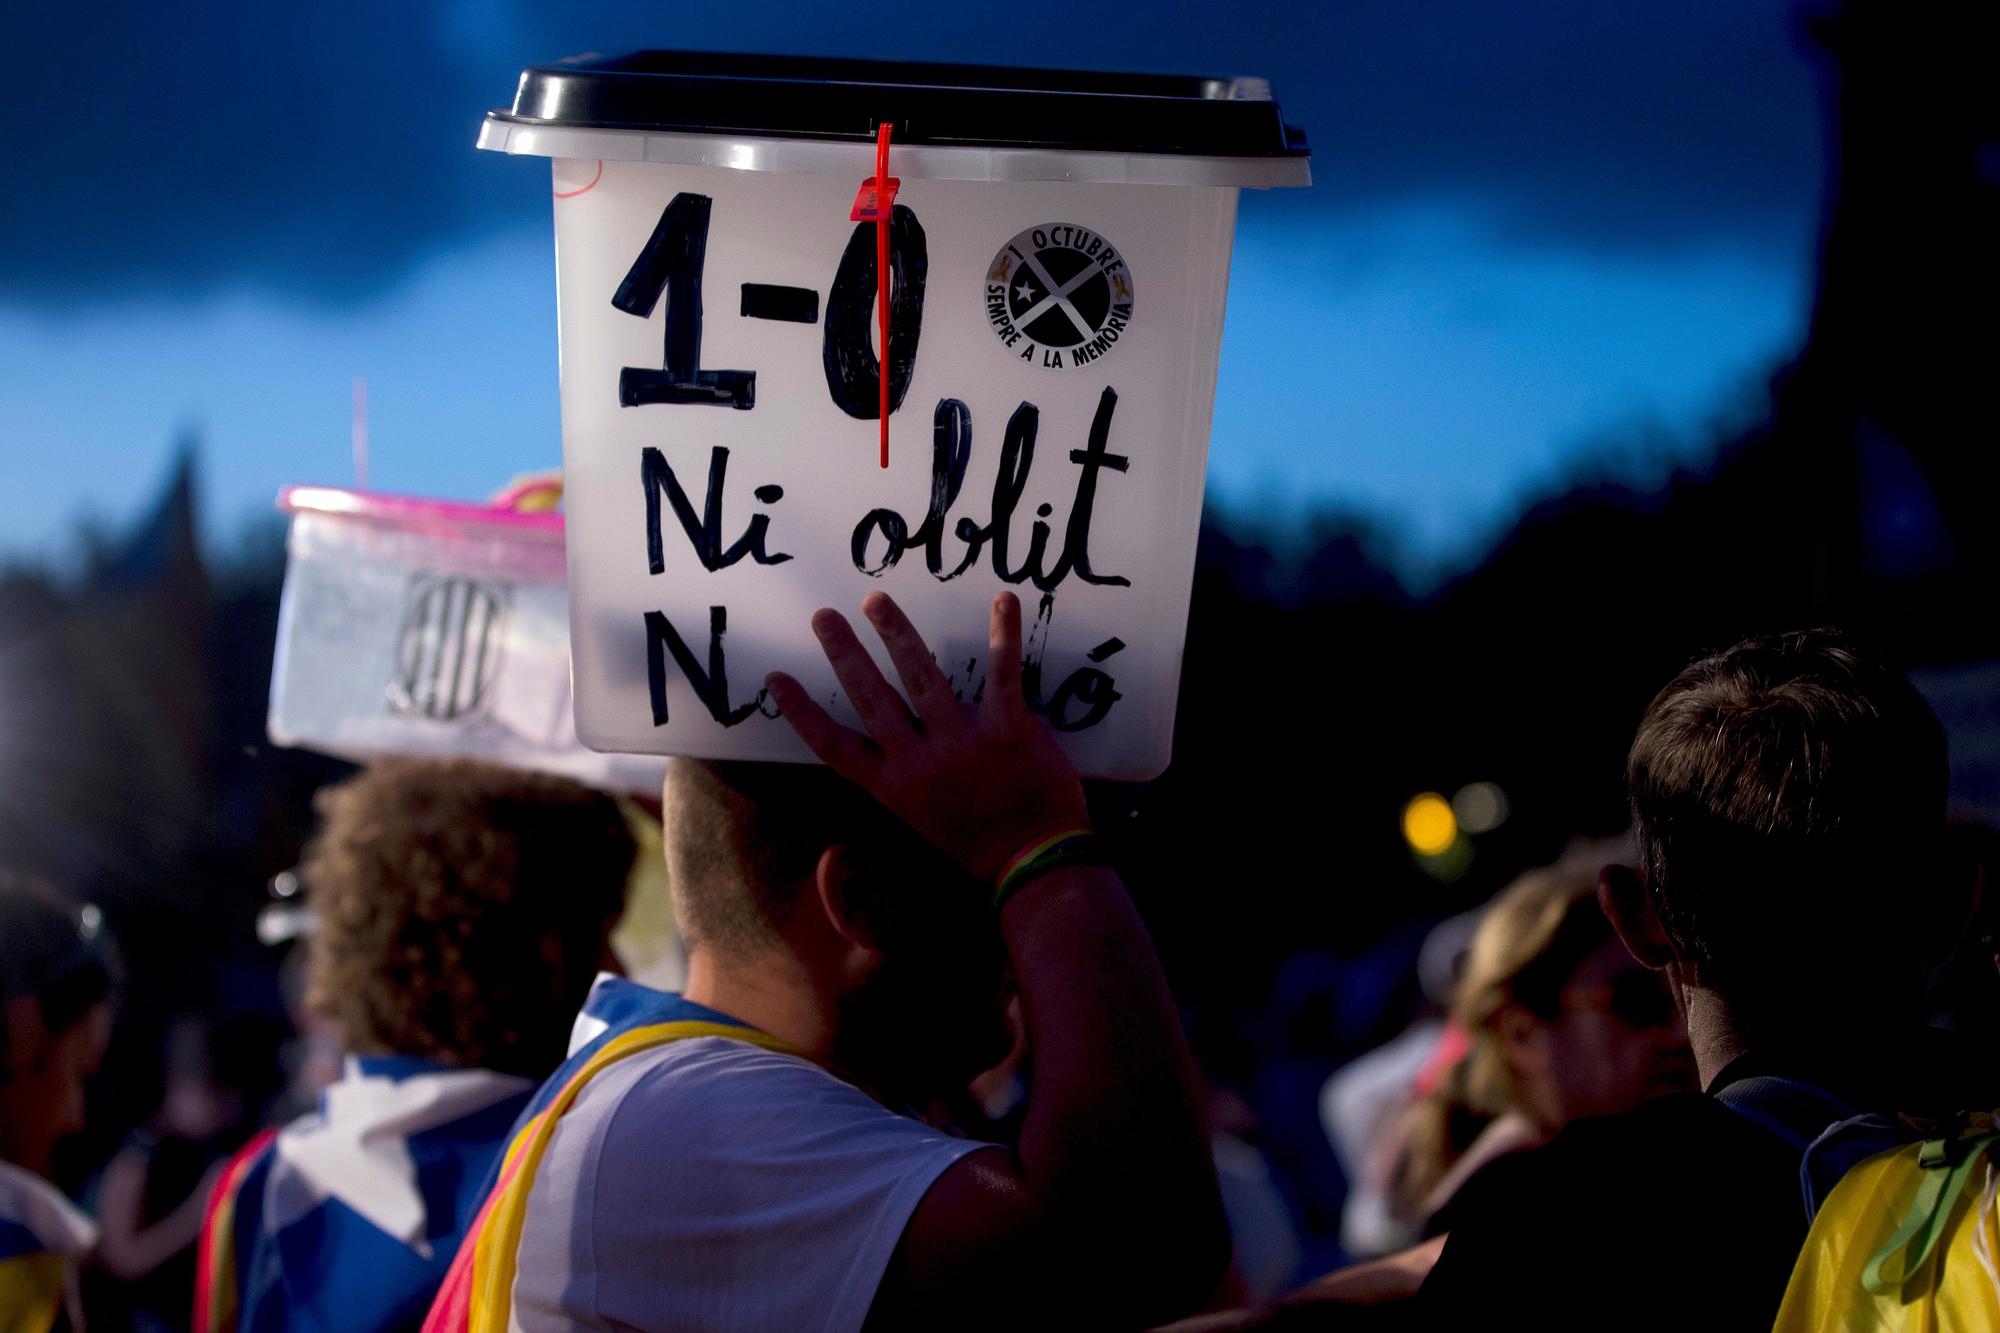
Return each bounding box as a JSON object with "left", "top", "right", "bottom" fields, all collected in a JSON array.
[{"left": 1402, "top": 792, "right": 1458, "bottom": 856}]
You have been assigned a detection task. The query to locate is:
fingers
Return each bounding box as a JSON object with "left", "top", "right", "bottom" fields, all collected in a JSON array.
[
  {"left": 782, "top": 593, "right": 1023, "bottom": 764},
  {"left": 983, "top": 591, "right": 1025, "bottom": 719},
  {"left": 810, "top": 608, "right": 918, "bottom": 745},
  {"left": 861, "top": 592, "right": 961, "bottom": 730},
  {"left": 763, "top": 672, "right": 882, "bottom": 783}
]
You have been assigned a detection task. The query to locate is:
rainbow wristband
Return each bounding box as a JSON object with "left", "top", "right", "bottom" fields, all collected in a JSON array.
[{"left": 994, "top": 830, "right": 1107, "bottom": 911}]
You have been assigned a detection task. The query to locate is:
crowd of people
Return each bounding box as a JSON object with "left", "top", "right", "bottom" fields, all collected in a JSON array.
[{"left": 3, "top": 590, "right": 1996, "bottom": 1330}]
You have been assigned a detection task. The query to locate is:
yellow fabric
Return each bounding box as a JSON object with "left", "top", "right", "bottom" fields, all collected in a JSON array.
[
  {"left": 466, "top": 1020, "right": 800, "bottom": 1333},
  {"left": 1774, "top": 1142, "right": 2000, "bottom": 1332},
  {"left": 0, "top": 1253, "right": 66, "bottom": 1333}
]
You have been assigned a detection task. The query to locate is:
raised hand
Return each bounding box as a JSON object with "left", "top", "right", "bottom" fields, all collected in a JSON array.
[{"left": 763, "top": 590, "right": 1090, "bottom": 883}]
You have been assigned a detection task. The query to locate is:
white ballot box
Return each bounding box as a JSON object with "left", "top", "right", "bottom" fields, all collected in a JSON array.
[{"left": 479, "top": 53, "right": 1309, "bottom": 779}]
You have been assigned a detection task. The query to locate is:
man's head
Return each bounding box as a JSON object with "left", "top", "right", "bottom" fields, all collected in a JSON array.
[
  {"left": 303, "top": 758, "right": 635, "bottom": 1079},
  {"left": 0, "top": 873, "right": 117, "bottom": 1176},
  {"left": 1606, "top": 628, "right": 1960, "bottom": 1024},
  {"left": 664, "top": 759, "right": 1011, "bottom": 1107}
]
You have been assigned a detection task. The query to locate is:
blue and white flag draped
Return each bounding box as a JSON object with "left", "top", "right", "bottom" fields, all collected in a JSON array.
[{"left": 207, "top": 1057, "right": 533, "bottom": 1333}]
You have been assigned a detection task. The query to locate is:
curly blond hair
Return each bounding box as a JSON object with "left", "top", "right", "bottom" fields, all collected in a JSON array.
[{"left": 302, "top": 759, "right": 635, "bottom": 1078}]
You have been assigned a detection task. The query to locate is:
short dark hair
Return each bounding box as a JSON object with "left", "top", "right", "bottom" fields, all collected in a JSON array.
[
  {"left": 1627, "top": 628, "right": 1949, "bottom": 996},
  {"left": 303, "top": 759, "right": 635, "bottom": 1078},
  {"left": 663, "top": 759, "right": 968, "bottom": 955}
]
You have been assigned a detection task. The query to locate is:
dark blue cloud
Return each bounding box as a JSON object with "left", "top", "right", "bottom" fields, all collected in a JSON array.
[
  {"left": 2, "top": 1, "right": 516, "bottom": 304},
  {"left": 0, "top": 0, "right": 1823, "bottom": 306}
]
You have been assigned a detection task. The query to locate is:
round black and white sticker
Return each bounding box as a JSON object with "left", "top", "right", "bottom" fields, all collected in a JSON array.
[{"left": 984, "top": 223, "right": 1134, "bottom": 370}]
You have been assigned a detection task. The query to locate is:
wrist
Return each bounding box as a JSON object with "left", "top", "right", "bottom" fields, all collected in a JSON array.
[
  {"left": 994, "top": 828, "right": 1109, "bottom": 912},
  {"left": 956, "top": 804, "right": 1091, "bottom": 883}
]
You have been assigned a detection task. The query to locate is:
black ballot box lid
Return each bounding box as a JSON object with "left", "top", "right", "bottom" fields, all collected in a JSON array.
[{"left": 494, "top": 51, "right": 1309, "bottom": 162}]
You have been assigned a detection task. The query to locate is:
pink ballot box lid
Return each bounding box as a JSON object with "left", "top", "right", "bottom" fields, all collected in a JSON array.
[{"left": 279, "top": 484, "right": 567, "bottom": 543}]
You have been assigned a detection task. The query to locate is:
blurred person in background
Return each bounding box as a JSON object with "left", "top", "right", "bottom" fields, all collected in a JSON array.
[
  {"left": 194, "top": 759, "right": 636, "bottom": 1333},
  {"left": 1321, "top": 909, "right": 1479, "bottom": 1259},
  {"left": 1229, "top": 846, "right": 1689, "bottom": 1314},
  {"left": 1209, "top": 1074, "right": 1307, "bottom": 1303},
  {"left": 0, "top": 872, "right": 118, "bottom": 1332},
  {"left": 1393, "top": 845, "right": 1693, "bottom": 1235},
  {"left": 94, "top": 1017, "right": 252, "bottom": 1331}
]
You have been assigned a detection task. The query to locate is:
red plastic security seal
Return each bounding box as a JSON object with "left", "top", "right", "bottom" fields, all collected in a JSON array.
[{"left": 849, "top": 122, "right": 899, "bottom": 467}]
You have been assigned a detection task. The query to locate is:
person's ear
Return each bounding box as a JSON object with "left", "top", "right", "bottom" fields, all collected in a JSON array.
[
  {"left": 1493, "top": 1003, "right": 1547, "bottom": 1076},
  {"left": 1599, "top": 864, "right": 1676, "bottom": 971},
  {"left": 815, "top": 845, "right": 884, "bottom": 984}
]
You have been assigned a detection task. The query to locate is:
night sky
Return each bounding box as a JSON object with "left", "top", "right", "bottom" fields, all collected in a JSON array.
[{"left": 0, "top": 0, "right": 1826, "bottom": 582}]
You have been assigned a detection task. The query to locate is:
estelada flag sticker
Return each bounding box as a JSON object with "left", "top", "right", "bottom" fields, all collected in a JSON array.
[{"left": 984, "top": 223, "right": 1135, "bottom": 370}]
